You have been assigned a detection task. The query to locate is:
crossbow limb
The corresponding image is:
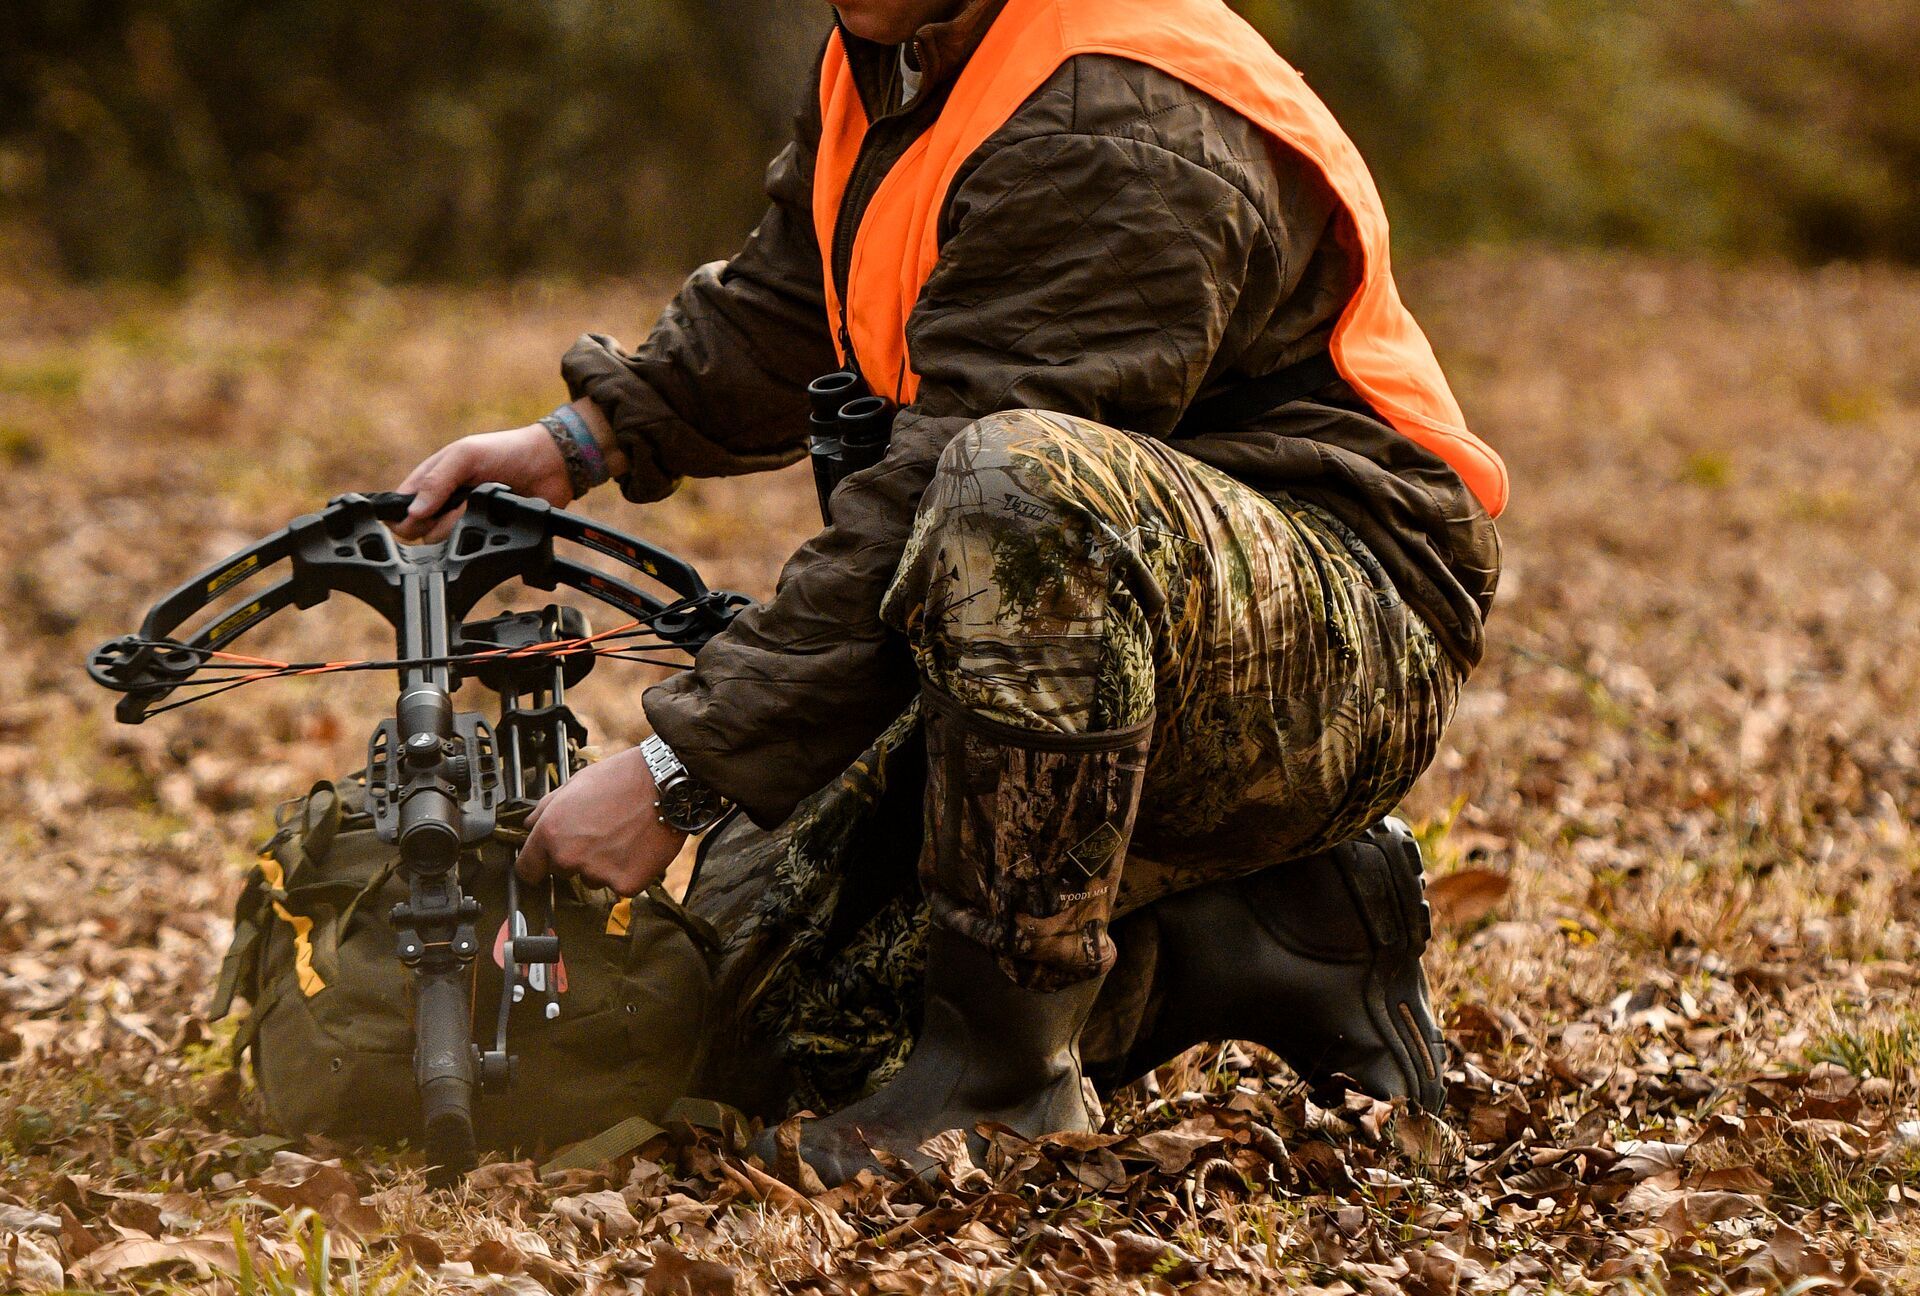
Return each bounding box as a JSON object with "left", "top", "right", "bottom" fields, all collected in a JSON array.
[{"left": 88, "top": 484, "right": 747, "bottom": 721}]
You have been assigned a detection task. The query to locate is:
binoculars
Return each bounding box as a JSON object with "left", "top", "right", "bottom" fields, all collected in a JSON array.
[{"left": 807, "top": 370, "right": 896, "bottom": 525}]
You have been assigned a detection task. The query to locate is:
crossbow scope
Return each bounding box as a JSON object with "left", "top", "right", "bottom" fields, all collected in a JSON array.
[{"left": 88, "top": 485, "right": 749, "bottom": 1181}]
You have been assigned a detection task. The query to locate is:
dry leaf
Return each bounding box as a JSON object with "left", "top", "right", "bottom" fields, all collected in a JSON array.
[
  {"left": 1691, "top": 1164, "right": 1771, "bottom": 1194},
  {"left": 1450, "top": 1000, "right": 1511, "bottom": 1051},
  {"left": 642, "top": 1241, "right": 736, "bottom": 1296},
  {"left": 1110, "top": 1230, "right": 1201, "bottom": 1282},
  {"left": 55, "top": 1204, "right": 100, "bottom": 1261},
  {"left": 876, "top": 1207, "right": 970, "bottom": 1247},
  {"left": 468, "top": 1161, "right": 540, "bottom": 1191},
  {"left": 551, "top": 1190, "right": 641, "bottom": 1244},
  {"left": 1427, "top": 868, "right": 1511, "bottom": 926},
  {"left": 106, "top": 1196, "right": 164, "bottom": 1236},
  {"left": 1606, "top": 1140, "right": 1688, "bottom": 1183},
  {"left": 1658, "top": 1189, "right": 1764, "bottom": 1235},
  {"left": 3, "top": 1233, "right": 65, "bottom": 1292},
  {"left": 465, "top": 1238, "right": 526, "bottom": 1274},
  {"left": 0, "top": 1208, "right": 57, "bottom": 1235},
  {"left": 1392, "top": 1110, "right": 1465, "bottom": 1170},
  {"left": 914, "top": 1127, "right": 991, "bottom": 1190},
  {"left": 767, "top": 1113, "right": 830, "bottom": 1197},
  {"left": 244, "top": 1155, "right": 381, "bottom": 1237},
  {"left": 395, "top": 1232, "right": 447, "bottom": 1267},
  {"left": 71, "top": 1234, "right": 238, "bottom": 1283},
  {"left": 443, "top": 1274, "right": 550, "bottom": 1296}
]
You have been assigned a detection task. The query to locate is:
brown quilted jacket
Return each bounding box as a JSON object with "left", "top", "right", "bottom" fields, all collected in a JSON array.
[{"left": 561, "top": 3, "right": 1501, "bottom": 827}]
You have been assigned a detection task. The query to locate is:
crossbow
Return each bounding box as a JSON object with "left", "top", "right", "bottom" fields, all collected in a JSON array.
[{"left": 87, "top": 484, "right": 749, "bottom": 1180}]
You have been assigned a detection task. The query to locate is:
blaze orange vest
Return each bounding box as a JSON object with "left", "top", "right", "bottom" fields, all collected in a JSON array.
[{"left": 813, "top": 0, "right": 1509, "bottom": 518}]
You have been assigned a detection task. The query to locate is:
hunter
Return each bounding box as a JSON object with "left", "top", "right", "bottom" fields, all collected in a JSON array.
[{"left": 395, "top": 0, "right": 1506, "bottom": 1184}]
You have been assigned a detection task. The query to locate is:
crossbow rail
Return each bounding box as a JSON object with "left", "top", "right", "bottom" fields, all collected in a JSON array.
[{"left": 87, "top": 485, "right": 750, "bottom": 1180}]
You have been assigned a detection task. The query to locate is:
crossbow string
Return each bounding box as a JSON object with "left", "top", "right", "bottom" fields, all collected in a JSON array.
[{"left": 117, "top": 607, "right": 702, "bottom": 717}]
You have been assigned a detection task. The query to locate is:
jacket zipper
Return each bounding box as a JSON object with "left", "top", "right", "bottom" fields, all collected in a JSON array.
[{"left": 832, "top": 144, "right": 886, "bottom": 372}]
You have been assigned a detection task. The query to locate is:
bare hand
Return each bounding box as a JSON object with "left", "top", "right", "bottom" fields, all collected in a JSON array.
[
  {"left": 391, "top": 424, "right": 570, "bottom": 542},
  {"left": 515, "top": 746, "right": 687, "bottom": 896},
  {"left": 391, "top": 399, "right": 627, "bottom": 542}
]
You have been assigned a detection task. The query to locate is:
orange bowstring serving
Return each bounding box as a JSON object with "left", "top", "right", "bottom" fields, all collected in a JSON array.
[{"left": 203, "top": 647, "right": 295, "bottom": 668}]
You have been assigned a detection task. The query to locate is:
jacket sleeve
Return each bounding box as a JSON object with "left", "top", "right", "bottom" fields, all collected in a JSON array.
[
  {"left": 560, "top": 131, "right": 839, "bottom": 502},
  {"left": 642, "top": 125, "right": 1296, "bottom": 827}
]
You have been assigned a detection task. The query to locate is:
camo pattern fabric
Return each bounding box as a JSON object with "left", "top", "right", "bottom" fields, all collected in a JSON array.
[
  {"left": 712, "top": 409, "right": 1462, "bottom": 1110},
  {"left": 917, "top": 688, "right": 1151, "bottom": 990},
  {"left": 882, "top": 409, "right": 1464, "bottom": 933},
  {"left": 717, "top": 705, "right": 932, "bottom": 1115}
]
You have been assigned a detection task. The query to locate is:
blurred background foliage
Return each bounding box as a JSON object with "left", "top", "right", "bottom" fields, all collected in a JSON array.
[{"left": 2, "top": 0, "right": 1916, "bottom": 280}]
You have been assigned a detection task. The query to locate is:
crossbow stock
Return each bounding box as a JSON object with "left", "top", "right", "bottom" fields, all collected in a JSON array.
[{"left": 88, "top": 485, "right": 750, "bottom": 1180}]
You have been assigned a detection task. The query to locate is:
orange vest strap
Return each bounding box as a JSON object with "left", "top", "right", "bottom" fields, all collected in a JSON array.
[{"left": 814, "top": 0, "right": 1508, "bottom": 518}]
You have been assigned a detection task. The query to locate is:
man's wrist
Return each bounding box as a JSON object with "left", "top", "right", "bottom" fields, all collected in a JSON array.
[{"left": 540, "top": 414, "right": 602, "bottom": 497}]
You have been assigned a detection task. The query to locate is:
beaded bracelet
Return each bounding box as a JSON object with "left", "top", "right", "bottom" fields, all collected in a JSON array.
[
  {"left": 540, "top": 416, "right": 598, "bottom": 498},
  {"left": 539, "top": 403, "right": 611, "bottom": 498},
  {"left": 548, "top": 403, "right": 610, "bottom": 485}
]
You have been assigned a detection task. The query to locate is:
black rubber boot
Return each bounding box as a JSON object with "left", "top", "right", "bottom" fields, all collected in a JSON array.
[
  {"left": 759, "top": 927, "right": 1104, "bottom": 1186},
  {"left": 1097, "top": 817, "right": 1447, "bottom": 1108},
  {"left": 755, "top": 694, "right": 1152, "bottom": 1186}
]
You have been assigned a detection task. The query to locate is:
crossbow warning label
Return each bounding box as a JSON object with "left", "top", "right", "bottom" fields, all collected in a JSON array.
[
  {"left": 205, "top": 553, "right": 260, "bottom": 597},
  {"left": 207, "top": 599, "right": 268, "bottom": 644},
  {"left": 576, "top": 527, "right": 660, "bottom": 579}
]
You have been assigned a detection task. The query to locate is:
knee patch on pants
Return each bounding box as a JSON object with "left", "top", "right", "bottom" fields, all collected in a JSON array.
[{"left": 883, "top": 410, "right": 1162, "bottom": 734}]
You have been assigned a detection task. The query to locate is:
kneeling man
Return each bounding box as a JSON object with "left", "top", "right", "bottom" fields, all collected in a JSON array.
[{"left": 396, "top": 0, "right": 1507, "bottom": 1184}]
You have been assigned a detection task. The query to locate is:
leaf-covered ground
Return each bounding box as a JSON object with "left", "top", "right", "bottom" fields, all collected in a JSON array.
[{"left": 2, "top": 252, "right": 1918, "bottom": 1292}]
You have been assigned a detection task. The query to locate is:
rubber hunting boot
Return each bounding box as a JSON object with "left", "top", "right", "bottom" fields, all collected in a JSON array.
[
  {"left": 765, "top": 691, "right": 1152, "bottom": 1186},
  {"left": 1099, "top": 817, "right": 1447, "bottom": 1108}
]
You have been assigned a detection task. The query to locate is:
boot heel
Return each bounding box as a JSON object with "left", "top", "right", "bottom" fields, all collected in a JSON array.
[
  {"left": 1339, "top": 817, "right": 1446, "bottom": 1108},
  {"left": 1335, "top": 816, "right": 1432, "bottom": 955},
  {"left": 1103, "top": 817, "right": 1451, "bottom": 1112}
]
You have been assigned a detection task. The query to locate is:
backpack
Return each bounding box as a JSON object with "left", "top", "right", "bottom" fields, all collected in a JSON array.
[{"left": 211, "top": 778, "right": 718, "bottom": 1155}]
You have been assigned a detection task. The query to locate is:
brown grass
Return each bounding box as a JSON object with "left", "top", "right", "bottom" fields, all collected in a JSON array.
[{"left": 1, "top": 250, "right": 1917, "bottom": 1291}]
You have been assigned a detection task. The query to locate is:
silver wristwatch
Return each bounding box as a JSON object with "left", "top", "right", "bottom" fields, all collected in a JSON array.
[{"left": 639, "top": 733, "right": 729, "bottom": 834}]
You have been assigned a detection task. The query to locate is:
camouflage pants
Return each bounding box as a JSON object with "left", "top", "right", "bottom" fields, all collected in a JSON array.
[{"left": 880, "top": 410, "right": 1463, "bottom": 984}]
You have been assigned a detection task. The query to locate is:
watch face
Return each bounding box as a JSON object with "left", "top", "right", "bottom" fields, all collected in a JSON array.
[{"left": 661, "top": 781, "right": 725, "bottom": 833}]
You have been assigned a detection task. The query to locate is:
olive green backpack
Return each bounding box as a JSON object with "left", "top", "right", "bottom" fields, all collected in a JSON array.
[{"left": 211, "top": 778, "right": 719, "bottom": 1155}]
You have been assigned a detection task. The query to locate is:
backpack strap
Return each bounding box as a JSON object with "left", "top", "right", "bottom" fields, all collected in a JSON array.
[
  {"left": 538, "top": 1115, "right": 667, "bottom": 1176},
  {"left": 209, "top": 866, "right": 270, "bottom": 1025},
  {"left": 293, "top": 781, "right": 343, "bottom": 876},
  {"left": 640, "top": 885, "right": 722, "bottom": 969}
]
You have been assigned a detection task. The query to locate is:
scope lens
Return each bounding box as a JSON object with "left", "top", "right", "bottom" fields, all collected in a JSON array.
[{"left": 401, "top": 816, "right": 462, "bottom": 871}]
